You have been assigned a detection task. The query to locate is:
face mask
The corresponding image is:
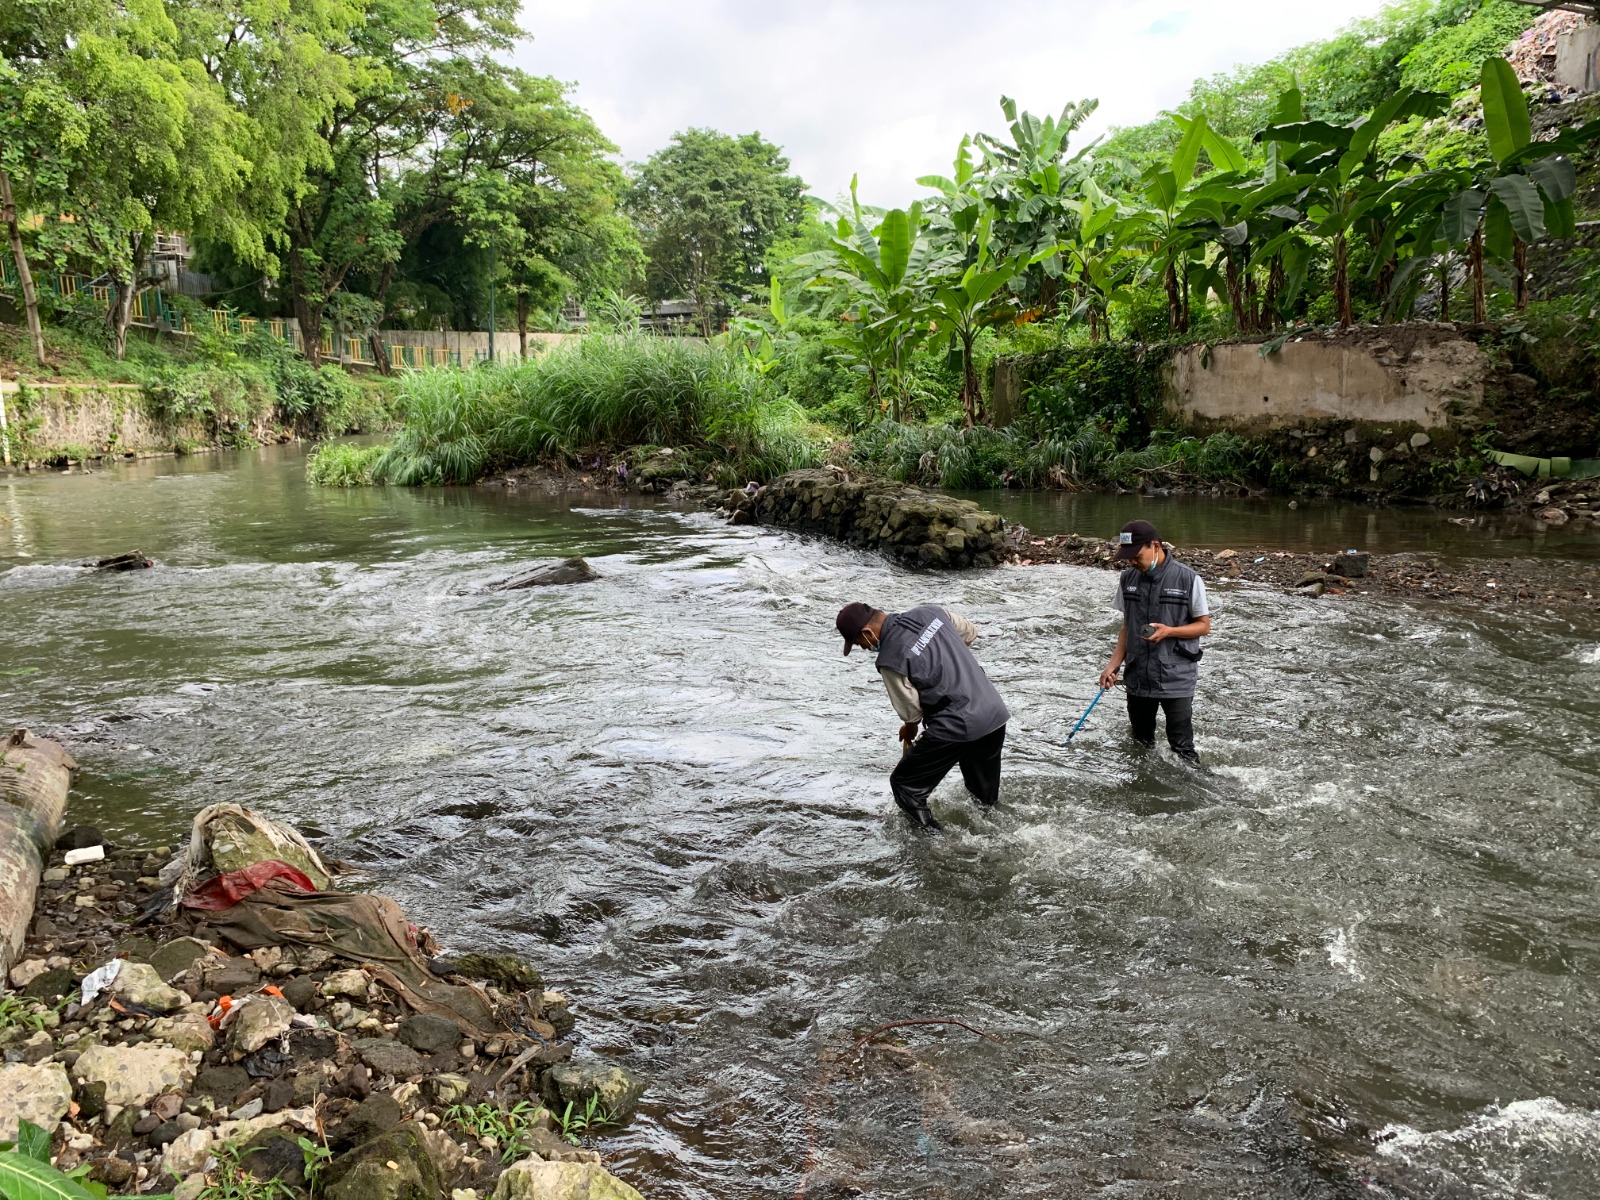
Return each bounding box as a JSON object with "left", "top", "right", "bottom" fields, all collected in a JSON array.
[{"left": 1141, "top": 556, "right": 1158, "bottom": 574}]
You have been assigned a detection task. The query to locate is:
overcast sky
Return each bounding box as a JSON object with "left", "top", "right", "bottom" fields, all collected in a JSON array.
[{"left": 512, "top": 1, "right": 1395, "bottom": 208}]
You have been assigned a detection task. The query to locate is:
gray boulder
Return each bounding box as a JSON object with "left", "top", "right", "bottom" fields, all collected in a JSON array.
[
  {"left": 354, "top": 1038, "right": 427, "bottom": 1080},
  {"left": 72, "top": 1043, "right": 195, "bottom": 1108},
  {"left": 492, "top": 1157, "right": 643, "bottom": 1200},
  {"left": 397, "top": 1013, "right": 460, "bottom": 1055},
  {"left": 323, "top": 1125, "right": 441, "bottom": 1200},
  {"left": 0, "top": 1061, "right": 73, "bottom": 1140},
  {"left": 491, "top": 559, "right": 599, "bottom": 590},
  {"left": 114, "top": 961, "right": 189, "bottom": 1013},
  {"left": 542, "top": 1061, "right": 644, "bottom": 1123},
  {"left": 227, "top": 995, "right": 295, "bottom": 1056},
  {"left": 150, "top": 938, "right": 212, "bottom": 983}
]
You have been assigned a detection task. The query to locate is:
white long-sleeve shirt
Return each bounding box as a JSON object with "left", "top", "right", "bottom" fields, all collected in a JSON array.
[{"left": 879, "top": 611, "right": 979, "bottom": 722}]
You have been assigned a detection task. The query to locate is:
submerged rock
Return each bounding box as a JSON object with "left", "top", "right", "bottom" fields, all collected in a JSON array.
[{"left": 490, "top": 558, "right": 599, "bottom": 590}]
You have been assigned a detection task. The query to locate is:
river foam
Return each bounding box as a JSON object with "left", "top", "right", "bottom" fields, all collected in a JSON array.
[{"left": 1376, "top": 1097, "right": 1600, "bottom": 1198}]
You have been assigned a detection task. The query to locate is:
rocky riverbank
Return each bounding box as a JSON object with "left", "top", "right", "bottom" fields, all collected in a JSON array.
[
  {"left": 0, "top": 827, "right": 647, "bottom": 1200},
  {"left": 1012, "top": 531, "right": 1600, "bottom": 617}
]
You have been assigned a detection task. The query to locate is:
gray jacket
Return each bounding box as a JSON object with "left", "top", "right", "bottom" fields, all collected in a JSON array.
[
  {"left": 1119, "top": 556, "right": 1204, "bottom": 699},
  {"left": 875, "top": 605, "right": 1010, "bottom": 742}
]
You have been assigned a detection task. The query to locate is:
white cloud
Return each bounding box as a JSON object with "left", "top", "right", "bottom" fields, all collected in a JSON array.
[{"left": 511, "top": 0, "right": 1394, "bottom": 207}]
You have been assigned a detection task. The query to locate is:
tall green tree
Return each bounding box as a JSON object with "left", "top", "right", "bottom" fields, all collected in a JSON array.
[
  {"left": 277, "top": 0, "right": 519, "bottom": 362},
  {"left": 626, "top": 129, "right": 808, "bottom": 337}
]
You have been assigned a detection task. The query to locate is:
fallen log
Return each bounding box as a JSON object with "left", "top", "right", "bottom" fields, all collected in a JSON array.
[{"left": 0, "top": 730, "right": 76, "bottom": 974}]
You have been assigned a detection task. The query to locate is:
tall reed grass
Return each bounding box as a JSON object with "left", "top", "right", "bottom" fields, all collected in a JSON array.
[{"left": 363, "top": 335, "right": 822, "bottom": 486}]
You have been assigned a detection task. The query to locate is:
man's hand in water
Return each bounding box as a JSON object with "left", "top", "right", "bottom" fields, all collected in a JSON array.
[{"left": 899, "top": 721, "right": 919, "bottom": 745}]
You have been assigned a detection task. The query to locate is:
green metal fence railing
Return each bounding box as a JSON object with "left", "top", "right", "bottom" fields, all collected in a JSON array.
[{"left": 0, "top": 260, "right": 465, "bottom": 370}]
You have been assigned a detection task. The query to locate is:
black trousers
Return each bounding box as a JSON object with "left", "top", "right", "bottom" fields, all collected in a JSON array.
[
  {"left": 1127, "top": 696, "right": 1199, "bottom": 763},
  {"left": 890, "top": 724, "right": 1006, "bottom": 814}
]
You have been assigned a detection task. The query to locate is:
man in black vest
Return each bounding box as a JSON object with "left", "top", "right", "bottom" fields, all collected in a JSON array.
[
  {"left": 1097, "top": 520, "right": 1212, "bottom": 764},
  {"left": 836, "top": 602, "right": 1010, "bottom": 831}
]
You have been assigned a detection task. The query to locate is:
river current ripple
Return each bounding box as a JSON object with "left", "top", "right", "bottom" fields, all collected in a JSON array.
[{"left": 3, "top": 447, "right": 1599, "bottom": 1199}]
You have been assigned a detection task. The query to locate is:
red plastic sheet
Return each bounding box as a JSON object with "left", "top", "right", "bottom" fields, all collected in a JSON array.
[{"left": 183, "top": 860, "right": 318, "bottom": 911}]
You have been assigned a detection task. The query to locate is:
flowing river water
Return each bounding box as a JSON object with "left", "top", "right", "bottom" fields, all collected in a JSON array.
[{"left": 3, "top": 445, "right": 1599, "bottom": 1199}]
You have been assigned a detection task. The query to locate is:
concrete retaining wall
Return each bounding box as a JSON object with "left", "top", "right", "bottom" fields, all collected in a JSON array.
[
  {"left": 0, "top": 382, "right": 208, "bottom": 462},
  {"left": 753, "top": 469, "right": 1009, "bottom": 569},
  {"left": 1557, "top": 25, "right": 1600, "bottom": 94},
  {"left": 375, "top": 330, "right": 578, "bottom": 361},
  {"left": 1164, "top": 326, "right": 1487, "bottom": 433}
]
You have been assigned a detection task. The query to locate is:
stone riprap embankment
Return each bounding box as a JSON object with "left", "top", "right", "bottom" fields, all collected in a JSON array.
[{"left": 735, "top": 469, "right": 1010, "bottom": 569}]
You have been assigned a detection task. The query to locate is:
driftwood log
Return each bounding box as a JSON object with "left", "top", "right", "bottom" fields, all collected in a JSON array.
[{"left": 0, "top": 730, "right": 75, "bottom": 973}]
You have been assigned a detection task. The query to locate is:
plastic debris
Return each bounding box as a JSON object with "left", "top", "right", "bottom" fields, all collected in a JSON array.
[
  {"left": 80, "top": 959, "right": 123, "bottom": 1005},
  {"left": 63, "top": 845, "right": 105, "bottom": 866}
]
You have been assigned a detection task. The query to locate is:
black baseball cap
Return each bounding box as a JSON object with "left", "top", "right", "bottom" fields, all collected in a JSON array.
[
  {"left": 836, "top": 602, "right": 874, "bottom": 655},
  {"left": 1114, "top": 519, "right": 1160, "bottom": 561}
]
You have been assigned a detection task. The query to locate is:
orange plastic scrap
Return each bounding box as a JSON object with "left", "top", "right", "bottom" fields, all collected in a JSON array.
[
  {"left": 261, "top": 985, "right": 285, "bottom": 999},
  {"left": 207, "top": 995, "right": 234, "bottom": 1029}
]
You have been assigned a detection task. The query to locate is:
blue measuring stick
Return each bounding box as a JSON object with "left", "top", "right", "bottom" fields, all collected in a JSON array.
[{"left": 1064, "top": 686, "right": 1109, "bottom": 746}]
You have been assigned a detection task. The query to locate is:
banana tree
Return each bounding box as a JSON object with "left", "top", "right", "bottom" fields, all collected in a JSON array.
[
  {"left": 790, "top": 180, "right": 939, "bottom": 420},
  {"left": 1128, "top": 112, "right": 1211, "bottom": 333},
  {"left": 1462, "top": 57, "right": 1600, "bottom": 317},
  {"left": 1056, "top": 186, "right": 1144, "bottom": 341},
  {"left": 923, "top": 208, "right": 1027, "bottom": 424},
  {"left": 962, "top": 95, "right": 1102, "bottom": 315},
  {"left": 1256, "top": 86, "right": 1446, "bottom": 327}
]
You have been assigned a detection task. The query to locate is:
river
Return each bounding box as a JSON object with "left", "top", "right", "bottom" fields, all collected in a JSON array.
[{"left": 3, "top": 445, "right": 1599, "bottom": 1199}]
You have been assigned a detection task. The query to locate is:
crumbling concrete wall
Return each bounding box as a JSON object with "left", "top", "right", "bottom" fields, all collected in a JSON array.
[
  {"left": 1164, "top": 326, "right": 1488, "bottom": 433},
  {"left": 753, "top": 469, "right": 1008, "bottom": 569},
  {"left": 1557, "top": 24, "right": 1600, "bottom": 94}
]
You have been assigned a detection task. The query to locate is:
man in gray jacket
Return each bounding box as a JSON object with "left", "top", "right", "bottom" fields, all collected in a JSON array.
[
  {"left": 836, "top": 602, "right": 1010, "bottom": 831},
  {"left": 1098, "top": 519, "right": 1212, "bottom": 763}
]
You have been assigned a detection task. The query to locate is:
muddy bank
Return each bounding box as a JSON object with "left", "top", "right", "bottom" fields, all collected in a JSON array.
[
  {"left": 1014, "top": 530, "right": 1600, "bottom": 617},
  {"left": 0, "top": 817, "right": 646, "bottom": 1200}
]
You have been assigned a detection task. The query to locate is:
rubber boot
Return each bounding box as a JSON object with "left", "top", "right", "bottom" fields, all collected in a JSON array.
[{"left": 895, "top": 797, "right": 943, "bottom": 832}]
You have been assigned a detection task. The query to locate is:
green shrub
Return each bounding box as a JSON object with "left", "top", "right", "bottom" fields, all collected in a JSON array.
[
  {"left": 850, "top": 417, "right": 1262, "bottom": 491},
  {"left": 1400, "top": 0, "right": 1535, "bottom": 96},
  {"left": 306, "top": 441, "right": 387, "bottom": 486}
]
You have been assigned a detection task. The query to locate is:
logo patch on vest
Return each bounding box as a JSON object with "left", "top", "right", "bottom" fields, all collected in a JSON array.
[{"left": 909, "top": 618, "right": 943, "bottom": 656}]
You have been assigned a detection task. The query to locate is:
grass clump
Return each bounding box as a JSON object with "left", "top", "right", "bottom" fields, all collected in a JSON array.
[
  {"left": 365, "top": 334, "right": 823, "bottom": 487},
  {"left": 305, "top": 442, "right": 387, "bottom": 486}
]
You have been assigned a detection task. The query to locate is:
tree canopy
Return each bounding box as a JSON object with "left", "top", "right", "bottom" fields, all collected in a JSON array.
[{"left": 626, "top": 129, "right": 809, "bottom": 336}]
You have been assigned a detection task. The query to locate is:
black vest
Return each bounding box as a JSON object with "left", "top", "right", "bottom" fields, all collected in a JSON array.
[{"left": 1120, "top": 555, "right": 1203, "bottom": 699}]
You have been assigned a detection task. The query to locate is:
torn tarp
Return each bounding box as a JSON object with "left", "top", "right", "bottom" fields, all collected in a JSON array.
[
  {"left": 183, "top": 861, "right": 317, "bottom": 911},
  {"left": 204, "top": 881, "right": 497, "bottom": 1037},
  {"left": 159, "top": 803, "right": 498, "bottom": 1038}
]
